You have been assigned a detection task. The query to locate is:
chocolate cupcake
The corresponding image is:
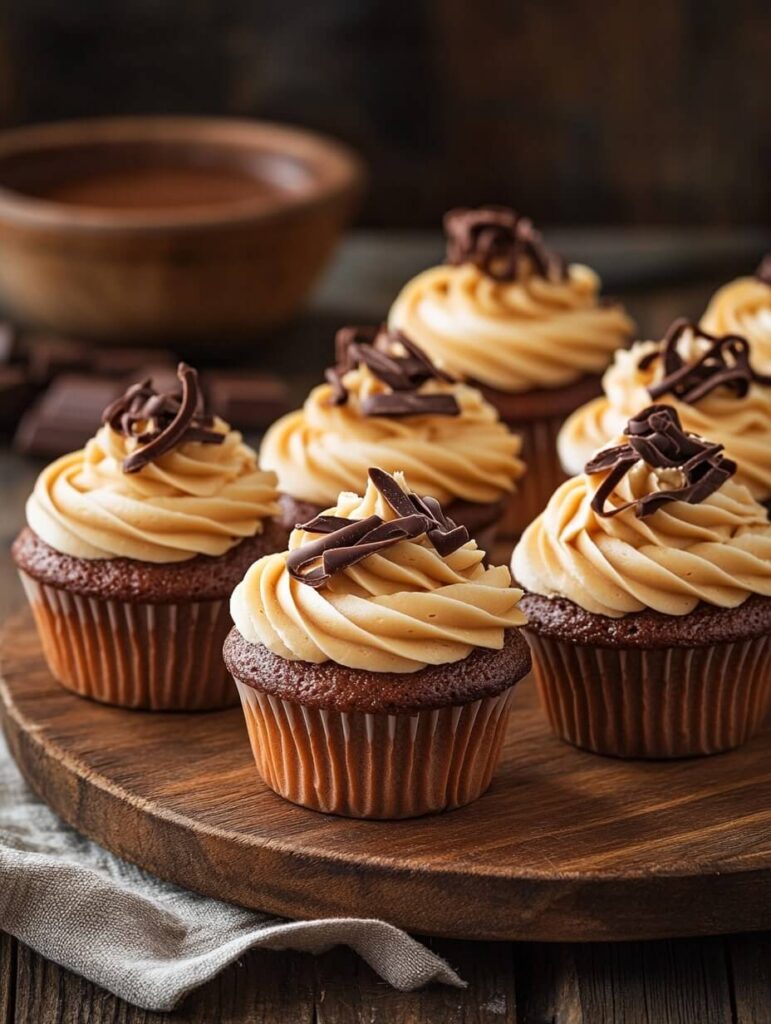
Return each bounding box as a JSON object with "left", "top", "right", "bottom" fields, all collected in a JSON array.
[
  {"left": 513, "top": 405, "right": 771, "bottom": 759},
  {"left": 12, "top": 363, "right": 285, "bottom": 710},
  {"left": 559, "top": 319, "right": 771, "bottom": 507},
  {"left": 224, "top": 468, "right": 530, "bottom": 818},
  {"left": 260, "top": 325, "right": 525, "bottom": 552},
  {"left": 701, "top": 255, "right": 771, "bottom": 369},
  {"left": 388, "top": 206, "right": 635, "bottom": 536}
]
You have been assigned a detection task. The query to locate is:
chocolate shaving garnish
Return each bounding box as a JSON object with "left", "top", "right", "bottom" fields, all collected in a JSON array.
[
  {"left": 102, "top": 362, "right": 223, "bottom": 474},
  {"left": 585, "top": 404, "right": 736, "bottom": 519},
  {"left": 326, "top": 325, "right": 460, "bottom": 417},
  {"left": 443, "top": 206, "right": 566, "bottom": 283},
  {"left": 362, "top": 392, "right": 460, "bottom": 417},
  {"left": 756, "top": 254, "right": 771, "bottom": 285},
  {"left": 638, "top": 318, "right": 771, "bottom": 405},
  {"left": 287, "top": 468, "right": 470, "bottom": 587}
]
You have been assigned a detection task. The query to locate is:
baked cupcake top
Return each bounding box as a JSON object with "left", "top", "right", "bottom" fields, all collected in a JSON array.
[
  {"left": 231, "top": 468, "right": 527, "bottom": 672},
  {"left": 558, "top": 319, "right": 771, "bottom": 500},
  {"left": 388, "top": 206, "right": 634, "bottom": 394},
  {"left": 260, "top": 325, "right": 525, "bottom": 507},
  {"left": 513, "top": 405, "right": 771, "bottom": 618},
  {"left": 702, "top": 256, "right": 771, "bottom": 368},
  {"left": 26, "top": 363, "right": 279, "bottom": 563}
]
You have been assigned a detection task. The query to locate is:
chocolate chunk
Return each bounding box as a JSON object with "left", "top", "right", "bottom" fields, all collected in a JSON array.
[
  {"left": 201, "top": 371, "right": 291, "bottom": 431},
  {"left": 22, "top": 334, "right": 91, "bottom": 384},
  {"left": 14, "top": 374, "right": 124, "bottom": 456},
  {"left": 91, "top": 347, "right": 175, "bottom": 376},
  {"left": 0, "top": 322, "right": 18, "bottom": 365},
  {"left": 0, "top": 365, "right": 36, "bottom": 432}
]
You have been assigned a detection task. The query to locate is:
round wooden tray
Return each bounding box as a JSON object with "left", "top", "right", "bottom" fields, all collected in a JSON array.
[{"left": 2, "top": 608, "right": 771, "bottom": 942}]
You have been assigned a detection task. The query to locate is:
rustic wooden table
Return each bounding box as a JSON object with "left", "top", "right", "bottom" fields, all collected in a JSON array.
[{"left": 2, "top": 229, "right": 771, "bottom": 1022}]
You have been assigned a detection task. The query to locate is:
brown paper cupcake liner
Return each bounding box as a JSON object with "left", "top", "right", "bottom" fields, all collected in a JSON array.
[
  {"left": 526, "top": 630, "right": 771, "bottom": 758},
  {"left": 19, "top": 571, "right": 238, "bottom": 710},
  {"left": 234, "top": 681, "right": 515, "bottom": 818},
  {"left": 499, "top": 414, "right": 567, "bottom": 538}
]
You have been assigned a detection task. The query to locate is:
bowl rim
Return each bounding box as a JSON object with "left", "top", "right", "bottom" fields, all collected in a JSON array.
[{"left": 0, "top": 115, "right": 365, "bottom": 234}]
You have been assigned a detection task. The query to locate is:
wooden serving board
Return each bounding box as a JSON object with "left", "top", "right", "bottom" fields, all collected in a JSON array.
[{"left": 2, "top": 608, "right": 771, "bottom": 943}]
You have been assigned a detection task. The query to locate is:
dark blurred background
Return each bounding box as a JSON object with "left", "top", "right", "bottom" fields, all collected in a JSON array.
[{"left": 0, "top": 0, "right": 768, "bottom": 228}]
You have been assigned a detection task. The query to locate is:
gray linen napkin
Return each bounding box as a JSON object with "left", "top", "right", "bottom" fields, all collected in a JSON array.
[{"left": 0, "top": 730, "right": 463, "bottom": 1010}]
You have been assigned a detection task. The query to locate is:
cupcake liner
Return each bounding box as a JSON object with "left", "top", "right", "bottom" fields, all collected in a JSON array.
[
  {"left": 526, "top": 630, "right": 771, "bottom": 758},
  {"left": 19, "top": 571, "right": 238, "bottom": 710},
  {"left": 234, "top": 681, "right": 515, "bottom": 818},
  {"left": 499, "top": 413, "right": 567, "bottom": 538}
]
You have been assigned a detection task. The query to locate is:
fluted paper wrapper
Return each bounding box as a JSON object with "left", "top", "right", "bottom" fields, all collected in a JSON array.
[
  {"left": 234, "top": 682, "right": 515, "bottom": 818},
  {"left": 526, "top": 631, "right": 771, "bottom": 759},
  {"left": 19, "top": 572, "right": 238, "bottom": 710},
  {"left": 499, "top": 414, "right": 566, "bottom": 538}
]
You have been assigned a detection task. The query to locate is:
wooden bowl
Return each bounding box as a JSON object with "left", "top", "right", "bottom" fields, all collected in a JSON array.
[{"left": 0, "top": 117, "right": 364, "bottom": 342}]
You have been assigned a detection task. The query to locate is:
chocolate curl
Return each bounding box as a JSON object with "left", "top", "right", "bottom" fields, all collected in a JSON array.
[
  {"left": 102, "top": 362, "right": 223, "bottom": 474},
  {"left": 443, "top": 206, "right": 566, "bottom": 283},
  {"left": 756, "top": 254, "right": 771, "bottom": 285},
  {"left": 286, "top": 515, "right": 423, "bottom": 589},
  {"left": 639, "top": 318, "right": 771, "bottom": 404},
  {"left": 585, "top": 404, "right": 736, "bottom": 519},
  {"left": 369, "top": 467, "right": 469, "bottom": 556},
  {"left": 287, "top": 468, "right": 470, "bottom": 587},
  {"left": 326, "top": 325, "right": 459, "bottom": 417}
]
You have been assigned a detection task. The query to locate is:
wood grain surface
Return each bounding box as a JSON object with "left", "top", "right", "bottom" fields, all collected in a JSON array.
[
  {"left": 2, "top": 252, "right": 771, "bottom": 1020},
  {"left": 3, "top": 928, "right": 771, "bottom": 1022},
  {"left": 3, "top": 608, "right": 771, "bottom": 944}
]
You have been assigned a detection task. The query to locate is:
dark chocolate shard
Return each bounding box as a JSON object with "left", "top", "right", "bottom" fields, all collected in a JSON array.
[
  {"left": 327, "top": 325, "right": 459, "bottom": 417},
  {"left": 102, "top": 362, "right": 224, "bottom": 474},
  {"left": 639, "top": 318, "right": 771, "bottom": 405},
  {"left": 201, "top": 370, "right": 291, "bottom": 432},
  {"left": 14, "top": 374, "right": 123, "bottom": 456},
  {"left": 361, "top": 392, "right": 460, "bottom": 417},
  {"left": 443, "top": 206, "right": 566, "bottom": 283},
  {"left": 287, "top": 468, "right": 470, "bottom": 587},
  {"left": 585, "top": 404, "right": 736, "bottom": 519},
  {"left": 287, "top": 514, "right": 425, "bottom": 588},
  {"left": 756, "top": 254, "right": 771, "bottom": 285}
]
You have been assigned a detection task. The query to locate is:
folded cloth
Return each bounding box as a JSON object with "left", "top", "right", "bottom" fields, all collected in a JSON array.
[{"left": 0, "top": 730, "right": 464, "bottom": 1010}]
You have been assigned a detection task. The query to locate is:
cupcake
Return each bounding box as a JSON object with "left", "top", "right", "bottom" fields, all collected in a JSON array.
[
  {"left": 260, "top": 325, "right": 525, "bottom": 552},
  {"left": 513, "top": 404, "right": 771, "bottom": 759},
  {"left": 558, "top": 318, "right": 771, "bottom": 508},
  {"left": 224, "top": 467, "right": 530, "bottom": 818},
  {"left": 388, "top": 206, "right": 635, "bottom": 536},
  {"left": 702, "top": 255, "right": 771, "bottom": 368},
  {"left": 12, "top": 363, "right": 285, "bottom": 710}
]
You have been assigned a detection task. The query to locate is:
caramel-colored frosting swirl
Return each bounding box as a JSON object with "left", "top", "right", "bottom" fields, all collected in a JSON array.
[
  {"left": 513, "top": 456, "right": 771, "bottom": 618},
  {"left": 260, "top": 363, "right": 524, "bottom": 506},
  {"left": 26, "top": 420, "right": 279, "bottom": 563},
  {"left": 558, "top": 330, "right": 771, "bottom": 500},
  {"left": 702, "top": 276, "right": 771, "bottom": 368},
  {"left": 231, "top": 473, "right": 527, "bottom": 672},
  {"left": 388, "top": 262, "right": 634, "bottom": 393}
]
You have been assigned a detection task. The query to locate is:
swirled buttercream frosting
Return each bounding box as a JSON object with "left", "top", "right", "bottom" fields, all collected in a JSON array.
[
  {"left": 26, "top": 370, "right": 279, "bottom": 563},
  {"left": 231, "top": 469, "right": 527, "bottom": 672},
  {"left": 702, "top": 265, "right": 771, "bottom": 369},
  {"left": 558, "top": 321, "right": 771, "bottom": 500},
  {"left": 260, "top": 327, "right": 524, "bottom": 506},
  {"left": 514, "top": 408, "right": 771, "bottom": 618},
  {"left": 388, "top": 207, "right": 634, "bottom": 393}
]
